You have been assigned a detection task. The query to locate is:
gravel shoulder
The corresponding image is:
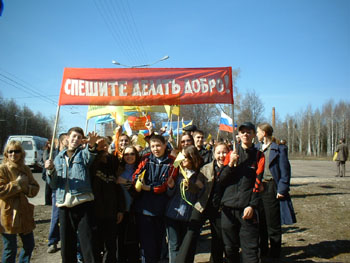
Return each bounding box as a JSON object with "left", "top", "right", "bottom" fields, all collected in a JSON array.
[{"left": 1, "top": 160, "right": 349, "bottom": 263}]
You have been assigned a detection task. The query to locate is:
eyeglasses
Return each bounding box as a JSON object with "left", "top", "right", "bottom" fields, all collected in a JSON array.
[
  {"left": 8, "top": 150, "right": 21, "bottom": 154},
  {"left": 124, "top": 153, "right": 136, "bottom": 156}
]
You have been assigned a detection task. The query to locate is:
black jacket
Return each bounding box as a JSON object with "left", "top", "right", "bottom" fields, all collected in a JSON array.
[{"left": 220, "top": 144, "right": 264, "bottom": 209}]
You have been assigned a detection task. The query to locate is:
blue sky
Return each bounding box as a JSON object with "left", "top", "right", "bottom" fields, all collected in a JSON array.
[{"left": 0, "top": 0, "right": 349, "bottom": 132}]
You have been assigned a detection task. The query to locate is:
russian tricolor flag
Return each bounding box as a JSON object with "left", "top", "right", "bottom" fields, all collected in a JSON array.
[{"left": 219, "top": 111, "right": 233, "bottom": 133}]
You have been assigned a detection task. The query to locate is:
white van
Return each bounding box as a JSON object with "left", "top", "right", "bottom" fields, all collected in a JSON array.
[{"left": 6, "top": 135, "right": 48, "bottom": 171}]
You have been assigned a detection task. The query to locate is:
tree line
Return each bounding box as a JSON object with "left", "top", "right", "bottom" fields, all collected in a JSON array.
[
  {"left": 0, "top": 95, "right": 53, "bottom": 151},
  {"left": 182, "top": 97, "right": 349, "bottom": 158},
  {"left": 274, "top": 101, "right": 350, "bottom": 157}
]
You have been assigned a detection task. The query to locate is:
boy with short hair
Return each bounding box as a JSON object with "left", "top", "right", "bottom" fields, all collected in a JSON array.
[
  {"left": 193, "top": 130, "right": 213, "bottom": 166},
  {"left": 45, "top": 127, "right": 100, "bottom": 263},
  {"left": 132, "top": 134, "right": 177, "bottom": 263},
  {"left": 220, "top": 122, "right": 265, "bottom": 263}
]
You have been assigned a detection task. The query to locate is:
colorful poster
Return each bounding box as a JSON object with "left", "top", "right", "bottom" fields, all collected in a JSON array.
[{"left": 127, "top": 115, "right": 151, "bottom": 130}]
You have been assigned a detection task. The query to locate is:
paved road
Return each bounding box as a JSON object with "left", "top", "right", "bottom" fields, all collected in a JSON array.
[
  {"left": 289, "top": 159, "right": 348, "bottom": 184},
  {"left": 31, "top": 171, "right": 46, "bottom": 206}
]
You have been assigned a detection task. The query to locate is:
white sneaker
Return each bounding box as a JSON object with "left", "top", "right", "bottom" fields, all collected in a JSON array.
[{"left": 47, "top": 244, "right": 58, "bottom": 253}]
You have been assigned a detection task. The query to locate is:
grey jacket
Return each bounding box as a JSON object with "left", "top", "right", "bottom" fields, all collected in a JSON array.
[{"left": 336, "top": 143, "right": 349, "bottom": 162}]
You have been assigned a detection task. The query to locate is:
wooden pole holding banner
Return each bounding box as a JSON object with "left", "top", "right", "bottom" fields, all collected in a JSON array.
[
  {"left": 231, "top": 74, "right": 236, "bottom": 142},
  {"left": 216, "top": 127, "right": 220, "bottom": 142},
  {"left": 85, "top": 119, "right": 89, "bottom": 135},
  {"left": 49, "top": 105, "right": 61, "bottom": 160},
  {"left": 176, "top": 115, "right": 180, "bottom": 147},
  {"left": 231, "top": 103, "right": 236, "bottom": 142}
]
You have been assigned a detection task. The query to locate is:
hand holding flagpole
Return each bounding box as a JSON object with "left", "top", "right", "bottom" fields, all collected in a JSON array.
[{"left": 229, "top": 142, "right": 239, "bottom": 167}]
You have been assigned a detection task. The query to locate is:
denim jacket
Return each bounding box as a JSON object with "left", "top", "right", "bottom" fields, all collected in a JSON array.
[{"left": 46, "top": 146, "right": 97, "bottom": 205}]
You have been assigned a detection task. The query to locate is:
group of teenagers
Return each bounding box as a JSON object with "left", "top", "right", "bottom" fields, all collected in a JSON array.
[{"left": 0, "top": 119, "right": 296, "bottom": 263}]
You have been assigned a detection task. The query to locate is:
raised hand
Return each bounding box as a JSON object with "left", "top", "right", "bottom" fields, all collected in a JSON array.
[
  {"left": 86, "top": 131, "right": 99, "bottom": 147},
  {"left": 145, "top": 120, "right": 153, "bottom": 133}
]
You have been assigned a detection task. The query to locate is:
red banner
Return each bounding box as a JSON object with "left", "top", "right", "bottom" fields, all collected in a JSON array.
[{"left": 58, "top": 67, "right": 233, "bottom": 106}]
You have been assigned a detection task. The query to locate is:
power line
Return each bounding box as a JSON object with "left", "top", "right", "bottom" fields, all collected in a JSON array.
[
  {"left": 93, "top": 0, "right": 149, "bottom": 66},
  {"left": 0, "top": 70, "right": 85, "bottom": 117},
  {"left": 113, "top": 0, "right": 148, "bottom": 63},
  {"left": 93, "top": 0, "right": 138, "bottom": 65},
  {"left": 125, "top": 0, "right": 149, "bottom": 63}
]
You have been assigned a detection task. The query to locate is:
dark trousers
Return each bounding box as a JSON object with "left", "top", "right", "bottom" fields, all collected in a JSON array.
[
  {"left": 259, "top": 181, "right": 282, "bottom": 258},
  {"left": 117, "top": 212, "right": 140, "bottom": 263},
  {"left": 42, "top": 168, "right": 52, "bottom": 206},
  {"left": 59, "top": 201, "right": 97, "bottom": 263},
  {"left": 136, "top": 213, "right": 164, "bottom": 263},
  {"left": 96, "top": 218, "right": 117, "bottom": 263},
  {"left": 175, "top": 205, "right": 224, "bottom": 263},
  {"left": 48, "top": 192, "right": 60, "bottom": 246},
  {"left": 221, "top": 207, "right": 259, "bottom": 263},
  {"left": 337, "top": 161, "right": 346, "bottom": 177}
]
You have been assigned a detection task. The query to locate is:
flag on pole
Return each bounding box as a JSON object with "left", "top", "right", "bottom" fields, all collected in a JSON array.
[
  {"left": 182, "top": 120, "right": 193, "bottom": 129},
  {"left": 123, "top": 120, "right": 133, "bottom": 136},
  {"left": 172, "top": 105, "right": 180, "bottom": 116},
  {"left": 110, "top": 107, "right": 125, "bottom": 125},
  {"left": 173, "top": 152, "right": 186, "bottom": 168},
  {"left": 206, "top": 133, "right": 212, "bottom": 143},
  {"left": 164, "top": 105, "right": 180, "bottom": 118},
  {"left": 219, "top": 111, "right": 233, "bottom": 133}
]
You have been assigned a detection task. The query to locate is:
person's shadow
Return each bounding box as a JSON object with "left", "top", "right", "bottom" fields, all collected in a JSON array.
[{"left": 282, "top": 240, "right": 350, "bottom": 262}]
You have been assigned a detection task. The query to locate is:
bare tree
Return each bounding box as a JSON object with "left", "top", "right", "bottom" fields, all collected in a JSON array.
[
  {"left": 314, "top": 109, "right": 322, "bottom": 156},
  {"left": 306, "top": 105, "right": 312, "bottom": 156},
  {"left": 237, "top": 90, "right": 265, "bottom": 126},
  {"left": 323, "top": 100, "right": 334, "bottom": 156}
]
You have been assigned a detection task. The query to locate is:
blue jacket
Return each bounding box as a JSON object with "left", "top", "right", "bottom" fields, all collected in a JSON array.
[
  {"left": 268, "top": 142, "right": 296, "bottom": 225},
  {"left": 165, "top": 171, "right": 203, "bottom": 221},
  {"left": 132, "top": 152, "right": 177, "bottom": 216},
  {"left": 47, "top": 146, "right": 97, "bottom": 205}
]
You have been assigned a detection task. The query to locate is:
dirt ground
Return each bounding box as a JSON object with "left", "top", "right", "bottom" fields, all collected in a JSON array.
[{"left": 1, "top": 160, "right": 350, "bottom": 263}]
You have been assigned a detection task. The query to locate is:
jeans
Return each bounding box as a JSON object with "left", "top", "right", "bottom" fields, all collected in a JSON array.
[
  {"left": 165, "top": 217, "right": 188, "bottom": 263},
  {"left": 48, "top": 192, "right": 60, "bottom": 246},
  {"left": 1, "top": 232, "right": 35, "bottom": 263}
]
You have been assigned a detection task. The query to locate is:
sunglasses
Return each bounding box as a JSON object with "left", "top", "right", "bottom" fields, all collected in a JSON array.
[
  {"left": 8, "top": 150, "right": 21, "bottom": 154},
  {"left": 124, "top": 152, "right": 136, "bottom": 156},
  {"left": 181, "top": 140, "right": 192, "bottom": 143}
]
